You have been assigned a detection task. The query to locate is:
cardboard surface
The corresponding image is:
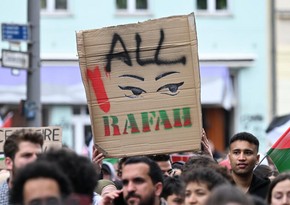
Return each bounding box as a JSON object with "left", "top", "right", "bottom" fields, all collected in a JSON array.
[
  {"left": 76, "top": 13, "right": 202, "bottom": 157},
  {"left": 0, "top": 127, "right": 62, "bottom": 169}
]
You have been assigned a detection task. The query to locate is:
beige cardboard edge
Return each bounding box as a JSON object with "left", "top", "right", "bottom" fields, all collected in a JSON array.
[
  {"left": 94, "top": 143, "right": 108, "bottom": 156},
  {"left": 187, "top": 13, "right": 203, "bottom": 142},
  {"left": 76, "top": 31, "right": 105, "bottom": 154},
  {"left": 76, "top": 13, "right": 196, "bottom": 36}
]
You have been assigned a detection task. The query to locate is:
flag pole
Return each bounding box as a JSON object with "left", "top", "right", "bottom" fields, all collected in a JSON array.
[{"left": 253, "top": 154, "right": 268, "bottom": 171}]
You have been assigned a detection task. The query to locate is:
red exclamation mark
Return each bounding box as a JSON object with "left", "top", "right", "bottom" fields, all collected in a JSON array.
[{"left": 87, "top": 66, "right": 111, "bottom": 113}]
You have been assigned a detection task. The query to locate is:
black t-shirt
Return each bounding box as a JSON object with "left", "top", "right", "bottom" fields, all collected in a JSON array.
[{"left": 248, "top": 173, "right": 271, "bottom": 199}]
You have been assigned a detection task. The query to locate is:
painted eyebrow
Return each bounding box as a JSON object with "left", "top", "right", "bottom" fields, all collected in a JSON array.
[
  {"left": 155, "top": 71, "right": 180, "bottom": 81},
  {"left": 119, "top": 74, "right": 144, "bottom": 81}
]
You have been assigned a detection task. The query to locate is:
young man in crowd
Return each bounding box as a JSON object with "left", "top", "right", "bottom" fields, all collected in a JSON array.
[
  {"left": 161, "top": 176, "right": 184, "bottom": 205},
  {"left": 0, "top": 129, "right": 44, "bottom": 205},
  {"left": 37, "top": 148, "right": 100, "bottom": 205},
  {"left": 149, "top": 154, "right": 174, "bottom": 176},
  {"left": 10, "top": 160, "right": 72, "bottom": 205},
  {"left": 228, "top": 132, "right": 270, "bottom": 199}
]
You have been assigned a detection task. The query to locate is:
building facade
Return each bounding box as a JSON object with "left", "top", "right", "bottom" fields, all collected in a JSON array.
[
  {"left": 276, "top": 0, "right": 290, "bottom": 115},
  {"left": 0, "top": 0, "right": 273, "bottom": 154}
]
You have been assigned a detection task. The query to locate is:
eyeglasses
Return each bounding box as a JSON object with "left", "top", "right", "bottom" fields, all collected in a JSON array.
[
  {"left": 162, "top": 168, "right": 176, "bottom": 176},
  {"left": 28, "top": 197, "right": 61, "bottom": 205},
  {"left": 167, "top": 169, "right": 174, "bottom": 175}
]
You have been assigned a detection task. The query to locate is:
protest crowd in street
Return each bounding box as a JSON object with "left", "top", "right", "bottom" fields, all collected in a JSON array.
[{"left": 0, "top": 128, "right": 289, "bottom": 205}]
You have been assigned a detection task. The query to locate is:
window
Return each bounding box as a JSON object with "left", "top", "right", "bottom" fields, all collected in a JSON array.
[
  {"left": 116, "top": 0, "right": 150, "bottom": 15},
  {"left": 196, "top": 0, "right": 230, "bottom": 15},
  {"left": 41, "top": 0, "right": 69, "bottom": 15}
]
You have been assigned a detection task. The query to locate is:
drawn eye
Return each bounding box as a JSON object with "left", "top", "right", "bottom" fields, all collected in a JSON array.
[
  {"left": 156, "top": 82, "right": 184, "bottom": 96},
  {"left": 118, "top": 85, "right": 146, "bottom": 98}
]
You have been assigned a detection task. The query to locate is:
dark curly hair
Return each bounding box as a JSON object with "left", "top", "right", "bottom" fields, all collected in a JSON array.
[
  {"left": 181, "top": 167, "right": 229, "bottom": 191},
  {"left": 37, "top": 148, "right": 98, "bottom": 201},
  {"left": 11, "top": 160, "right": 71, "bottom": 204},
  {"left": 4, "top": 129, "right": 44, "bottom": 160}
]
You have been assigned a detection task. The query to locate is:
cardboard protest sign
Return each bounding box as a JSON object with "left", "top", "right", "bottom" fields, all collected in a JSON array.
[
  {"left": 76, "top": 13, "right": 202, "bottom": 157},
  {"left": 0, "top": 127, "right": 62, "bottom": 169}
]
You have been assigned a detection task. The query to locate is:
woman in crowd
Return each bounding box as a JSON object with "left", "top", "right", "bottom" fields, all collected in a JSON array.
[{"left": 267, "top": 172, "right": 290, "bottom": 205}]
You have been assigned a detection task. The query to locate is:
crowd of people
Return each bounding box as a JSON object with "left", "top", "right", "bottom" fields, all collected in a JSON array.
[{"left": 0, "top": 128, "right": 289, "bottom": 205}]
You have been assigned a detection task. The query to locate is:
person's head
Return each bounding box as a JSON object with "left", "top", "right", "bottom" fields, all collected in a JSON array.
[
  {"left": 38, "top": 148, "right": 98, "bottom": 201},
  {"left": 171, "top": 161, "right": 185, "bottom": 176},
  {"left": 228, "top": 132, "right": 260, "bottom": 177},
  {"left": 181, "top": 167, "right": 229, "bottom": 205},
  {"left": 208, "top": 163, "right": 235, "bottom": 184},
  {"left": 4, "top": 129, "right": 44, "bottom": 179},
  {"left": 102, "top": 161, "right": 117, "bottom": 181},
  {"left": 95, "top": 179, "right": 117, "bottom": 197},
  {"left": 205, "top": 184, "right": 254, "bottom": 205},
  {"left": 254, "top": 164, "right": 279, "bottom": 181},
  {"left": 267, "top": 172, "right": 290, "bottom": 205},
  {"left": 11, "top": 160, "right": 71, "bottom": 205},
  {"left": 161, "top": 175, "right": 184, "bottom": 205},
  {"left": 229, "top": 132, "right": 259, "bottom": 152},
  {"left": 182, "top": 154, "right": 216, "bottom": 173},
  {"left": 122, "top": 156, "right": 164, "bottom": 205},
  {"left": 149, "top": 154, "right": 173, "bottom": 176},
  {"left": 172, "top": 161, "right": 185, "bottom": 170}
]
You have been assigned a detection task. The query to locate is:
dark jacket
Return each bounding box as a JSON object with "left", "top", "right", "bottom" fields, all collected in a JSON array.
[{"left": 248, "top": 173, "right": 271, "bottom": 199}]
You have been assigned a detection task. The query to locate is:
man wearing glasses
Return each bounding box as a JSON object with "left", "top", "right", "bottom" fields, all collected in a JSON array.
[{"left": 149, "top": 154, "right": 175, "bottom": 176}]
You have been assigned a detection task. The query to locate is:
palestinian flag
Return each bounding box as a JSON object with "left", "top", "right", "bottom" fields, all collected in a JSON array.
[
  {"left": 267, "top": 127, "right": 290, "bottom": 173},
  {"left": 0, "top": 112, "right": 13, "bottom": 128}
]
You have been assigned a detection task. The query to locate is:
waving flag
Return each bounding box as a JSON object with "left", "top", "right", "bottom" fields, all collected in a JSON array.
[
  {"left": 267, "top": 127, "right": 290, "bottom": 173},
  {"left": 0, "top": 112, "right": 13, "bottom": 128}
]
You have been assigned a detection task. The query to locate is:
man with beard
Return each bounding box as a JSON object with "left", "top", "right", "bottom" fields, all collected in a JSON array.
[
  {"left": 121, "top": 156, "right": 167, "bottom": 205},
  {"left": 228, "top": 132, "right": 270, "bottom": 199},
  {"left": 0, "top": 129, "right": 44, "bottom": 205}
]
